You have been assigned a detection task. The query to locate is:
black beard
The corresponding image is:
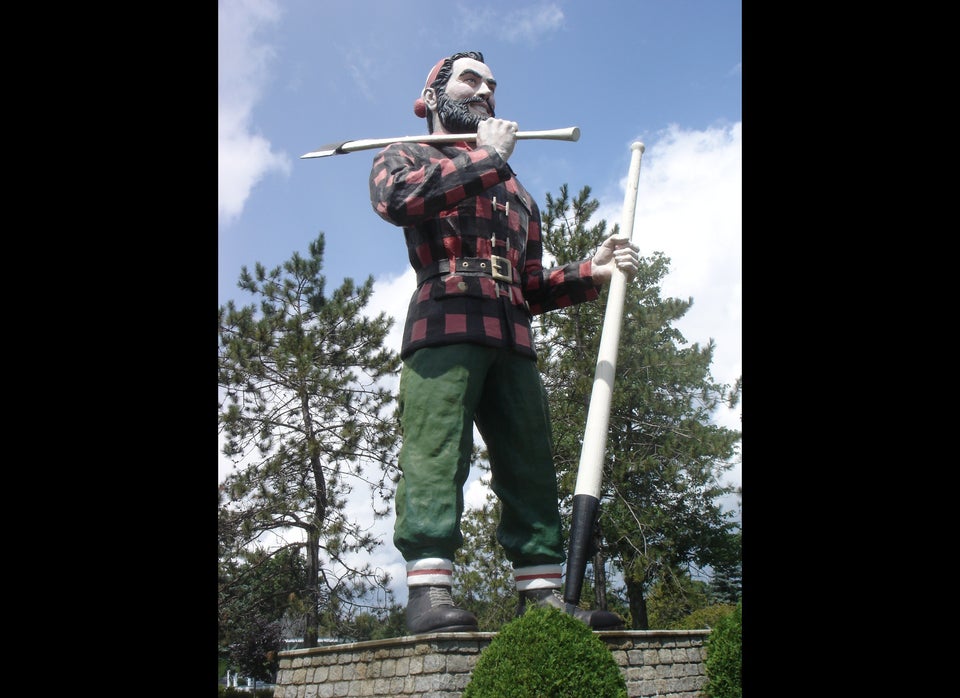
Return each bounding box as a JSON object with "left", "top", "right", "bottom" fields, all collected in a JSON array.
[{"left": 436, "top": 94, "right": 494, "bottom": 134}]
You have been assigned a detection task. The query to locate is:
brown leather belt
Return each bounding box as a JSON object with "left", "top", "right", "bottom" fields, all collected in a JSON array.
[{"left": 416, "top": 255, "right": 517, "bottom": 286}]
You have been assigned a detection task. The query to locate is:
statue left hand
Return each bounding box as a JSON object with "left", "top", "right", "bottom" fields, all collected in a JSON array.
[{"left": 591, "top": 234, "right": 640, "bottom": 284}]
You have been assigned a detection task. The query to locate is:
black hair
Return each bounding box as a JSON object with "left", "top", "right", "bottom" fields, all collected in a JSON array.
[{"left": 426, "top": 51, "right": 485, "bottom": 134}]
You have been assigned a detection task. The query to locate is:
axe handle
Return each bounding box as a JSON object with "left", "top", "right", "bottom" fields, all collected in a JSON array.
[{"left": 301, "top": 127, "right": 580, "bottom": 159}]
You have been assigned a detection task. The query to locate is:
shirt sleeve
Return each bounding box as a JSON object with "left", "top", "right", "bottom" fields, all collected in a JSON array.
[
  {"left": 519, "top": 193, "right": 602, "bottom": 315},
  {"left": 369, "top": 142, "right": 514, "bottom": 226}
]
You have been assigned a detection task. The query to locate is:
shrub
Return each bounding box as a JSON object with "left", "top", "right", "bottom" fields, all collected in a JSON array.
[
  {"left": 702, "top": 599, "right": 741, "bottom": 698},
  {"left": 673, "top": 603, "right": 737, "bottom": 630},
  {"left": 463, "top": 605, "right": 626, "bottom": 698}
]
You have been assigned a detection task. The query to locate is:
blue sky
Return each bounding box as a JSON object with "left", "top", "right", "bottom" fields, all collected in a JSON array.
[{"left": 219, "top": 0, "right": 741, "bottom": 601}]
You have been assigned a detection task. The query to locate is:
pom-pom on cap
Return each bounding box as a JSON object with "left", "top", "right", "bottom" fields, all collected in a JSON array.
[{"left": 413, "top": 58, "right": 447, "bottom": 118}]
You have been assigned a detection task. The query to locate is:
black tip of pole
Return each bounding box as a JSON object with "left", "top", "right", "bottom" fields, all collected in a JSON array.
[{"left": 564, "top": 494, "right": 600, "bottom": 606}]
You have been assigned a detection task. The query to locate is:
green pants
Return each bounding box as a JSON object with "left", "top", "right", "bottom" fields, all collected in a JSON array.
[{"left": 394, "top": 344, "right": 564, "bottom": 566}]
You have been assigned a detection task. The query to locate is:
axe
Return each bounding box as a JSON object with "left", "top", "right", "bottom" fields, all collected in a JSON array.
[
  {"left": 564, "top": 141, "right": 645, "bottom": 609},
  {"left": 300, "top": 126, "right": 580, "bottom": 159}
]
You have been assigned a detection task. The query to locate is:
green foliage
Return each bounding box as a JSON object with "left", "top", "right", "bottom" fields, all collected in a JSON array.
[
  {"left": 338, "top": 603, "right": 407, "bottom": 641},
  {"left": 703, "top": 600, "right": 741, "bottom": 698},
  {"left": 707, "top": 524, "right": 742, "bottom": 604},
  {"left": 463, "top": 606, "right": 626, "bottom": 698},
  {"left": 218, "top": 232, "right": 402, "bottom": 648},
  {"left": 672, "top": 603, "right": 737, "bottom": 630},
  {"left": 219, "top": 547, "right": 306, "bottom": 679},
  {"left": 224, "top": 612, "right": 282, "bottom": 684},
  {"left": 645, "top": 570, "right": 710, "bottom": 628},
  {"left": 219, "top": 546, "right": 307, "bottom": 643}
]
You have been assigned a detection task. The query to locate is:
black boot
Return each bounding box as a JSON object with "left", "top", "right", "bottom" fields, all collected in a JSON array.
[
  {"left": 517, "top": 588, "right": 624, "bottom": 630},
  {"left": 406, "top": 585, "right": 479, "bottom": 634}
]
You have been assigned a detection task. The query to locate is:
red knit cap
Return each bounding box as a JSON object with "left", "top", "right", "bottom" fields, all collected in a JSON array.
[{"left": 413, "top": 58, "right": 447, "bottom": 118}]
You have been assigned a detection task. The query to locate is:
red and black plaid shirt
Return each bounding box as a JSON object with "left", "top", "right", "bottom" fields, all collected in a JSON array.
[{"left": 370, "top": 140, "right": 600, "bottom": 360}]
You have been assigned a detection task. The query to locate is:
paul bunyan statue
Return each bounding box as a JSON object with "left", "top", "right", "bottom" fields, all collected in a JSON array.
[{"left": 369, "top": 51, "right": 638, "bottom": 635}]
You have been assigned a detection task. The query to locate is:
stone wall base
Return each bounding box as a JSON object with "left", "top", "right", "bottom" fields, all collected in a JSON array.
[{"left": 272, "top": 629, "right": 709, "bottom": 698}]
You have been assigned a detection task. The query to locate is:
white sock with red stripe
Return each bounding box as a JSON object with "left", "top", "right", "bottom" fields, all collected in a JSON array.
[
  {"left": 406, "top": 557, "right": 455, "bottom": 588},
  {"left": 513, "top": 564, "right": 562, "bottom": 591}
]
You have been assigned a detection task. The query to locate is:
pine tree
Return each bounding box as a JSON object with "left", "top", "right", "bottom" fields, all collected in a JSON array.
[{"left": 218, "top": 232, "right": 402, "bottom": 647}]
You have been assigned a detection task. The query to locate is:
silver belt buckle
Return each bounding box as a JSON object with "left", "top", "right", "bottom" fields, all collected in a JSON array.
[{"left": 490, "top": 255, "right": 512, "bottom": 283}]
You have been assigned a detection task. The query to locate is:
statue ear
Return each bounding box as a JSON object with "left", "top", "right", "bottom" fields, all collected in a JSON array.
[{"left": 422, "top": 87, "right": 438, "bottom": 111}]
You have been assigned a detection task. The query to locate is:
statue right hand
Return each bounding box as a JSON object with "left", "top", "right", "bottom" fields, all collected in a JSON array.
[{"left": 477, "top": 118, "right": 518, "bottom": 162}]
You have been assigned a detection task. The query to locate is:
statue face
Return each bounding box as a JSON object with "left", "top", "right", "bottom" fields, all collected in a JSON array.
[{"left": 429, "top": 57, "right": 497, "bottom": 134}]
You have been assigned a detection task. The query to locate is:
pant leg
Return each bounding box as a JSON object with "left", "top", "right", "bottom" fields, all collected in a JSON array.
[
  {"left": 393, "top": 344, "right": 493, "bottom": 561},
  {"left": 474, "top": 350, "right": 564, "bottom": 567}
]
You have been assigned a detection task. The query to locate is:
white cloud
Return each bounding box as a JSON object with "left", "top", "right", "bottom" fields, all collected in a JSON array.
[
  {"left": 500, "top": 3, "right": 565, "bottom": 43},
  {"left": 218, "top": 0, "right": 292, "bottom": 225},
  {"left": 600, "top": 122, "right": 742, "bottom": 432},
  {"left": 456, "top": 1, "right": 565, "bottom": 44},
  {"left": 343, "top": 48, "right": 378, "bottom": 103}
]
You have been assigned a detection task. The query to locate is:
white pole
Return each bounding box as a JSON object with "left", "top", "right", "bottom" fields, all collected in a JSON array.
[
  {"left": 574, "top": 141, "right": 645, "bottom": 498},
  {"left": 564, "top": 141, "right": 645, "bottom": 606}
]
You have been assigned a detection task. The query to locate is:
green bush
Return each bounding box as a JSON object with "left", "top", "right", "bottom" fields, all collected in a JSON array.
[
  {"left": 703, "top": 599, "right": 741, "bottom": 698},
  {"left": 673, "top": 603, "right": 737, "bottom": 630},
  {"left": 463, "top": 605, "right": 626, "bottom": 698}
]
